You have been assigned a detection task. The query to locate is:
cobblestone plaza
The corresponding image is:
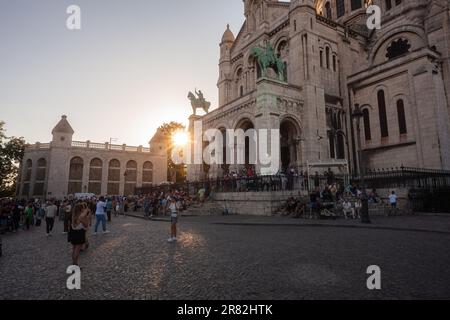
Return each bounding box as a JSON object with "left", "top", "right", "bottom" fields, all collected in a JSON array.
[{"left": 1, "top": 215, "right": 450, "bottom": 300}]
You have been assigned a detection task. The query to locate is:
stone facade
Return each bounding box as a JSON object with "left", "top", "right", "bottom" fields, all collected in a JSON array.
[
  {"left": 17, "top": 116, "right": 167, "bottom": 199},
  {"left": 188, "top": 0, "right": 450, "bottom": 181}
]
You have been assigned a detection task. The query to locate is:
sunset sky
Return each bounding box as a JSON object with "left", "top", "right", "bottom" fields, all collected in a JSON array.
[{"left": 0, "top": 0, "right": 245, "bottom": 146}]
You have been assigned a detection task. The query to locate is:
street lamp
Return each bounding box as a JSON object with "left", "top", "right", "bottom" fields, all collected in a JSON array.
[{"left": 352, "top": 104, "right": 371, "bottom": 224}]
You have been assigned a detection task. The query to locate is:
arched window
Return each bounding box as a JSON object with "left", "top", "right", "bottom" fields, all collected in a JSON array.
[
  {"left": 33, "top": 158, "right": 47, "bottom": 196},
  {"left": 89, "top": 158, "right": 103, "bottom": 195},
  {"left": 351, "top": 0, "right": 362, "bottom": 10},
  {"left": 68, "top": 157, "right": 84, "bottom": 194},
  {"left": 320, "top": 50, "right": 324, "bottom": 67},
  {"left": 235, "top": 68, "right": 243, "bottom": 98},
  {"left": 385, "top": 0, "right": 392, "bottom": 10},
  {"left": 326, "top": 47, "right": 330, "bottom": 69},
  {"left": 24, "top": 159, "right": 32, "bottom": 181},
  {"left": 22, "top": 159, "right": 32, "bottom": 196},
  {"left": 124, "top": 160, "right": 137, "bottom": 196},
  {"left": 363, "top": 109, "right": 372, "bottom": 141},
  {"left": 377, "top": 90, "right": 389, "bottom": 138},
  {"left": 142, "top": 161, "right": 153, "bottom": 187},
  {"left": 336, "top": 0, "right": 345, "bottom": 18},
  {"left": 332, "top": 55, "right": 337, "bottom": 72},
  {"left": 107, "top": 159, "right": 121, "bottom": 195},
  {"left": 325, "top": 2, "right": 332, "bottom": 19},
  {"left": 397, "top": 99, "right": 407, "bottom": 135},
  {"left": 386, "top": 39, "right": 411, "bottom": 60}
]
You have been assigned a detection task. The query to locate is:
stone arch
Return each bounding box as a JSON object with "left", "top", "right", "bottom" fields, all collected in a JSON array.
[
  {"left": 68, "top": 157, "right": 84, "bottom": 195},
  {"left": 124, "top": 160, "right": 138, "bottom": 196},
  {"left": 24, "top": 159, "right": 33, "bottom": 182},
  {"left": 142, "top": 161, "right": 153, "bottom": 186},
  {"left": 369, "top": 27, "right": 426, "bottom": 65},
  {"left": 21, "top": 159, "right": 33, "bottom": 197},
  {"left": 33, "top": 158, "right": 47, "bottom": 197},
  {"left": 325, "top": 1, "right": 332, "bottom": 19},
  {"left": 245, "top": 53, "right": 258, "bottom": 90},
  {"left": 107, "top": 159, "right": 121, "bottom": 195},
  {"left": 88, "top": 158, "right": 103, "bottom": 195},
  {"left": 234, "top": 66, "right": 245, "bottom": 98},
  {"left": 280, "top": 117, "right": 302, "bottom": 171},
  {"left": 391, "top": 93, "right": 410, "bottom": 136},
  {"left": 234, "top": 117, "right": 256, "bottom": 168},
  {"left": 233, "top": 113, "right": 256, "bottom": 130}
]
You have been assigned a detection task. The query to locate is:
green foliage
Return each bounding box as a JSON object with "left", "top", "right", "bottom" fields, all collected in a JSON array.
[
  {"left": 0, "top": 121, "right": 26, "bottom": 197},
  {"left": 157, "top": 122, "right": 186, "bottom": 183}
]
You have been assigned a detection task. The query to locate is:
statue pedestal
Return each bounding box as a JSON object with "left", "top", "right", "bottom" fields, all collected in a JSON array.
[{"left": 186, "top": 114, "right": 204, "bottom": 182}]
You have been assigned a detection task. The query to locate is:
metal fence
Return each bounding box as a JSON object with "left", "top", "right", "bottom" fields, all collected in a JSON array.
[
  {"left": 357, "top": 167, "right": 450, "bottom": 189},
  {"left": 136, "top": 167, "right": 450, "bottom": 196}
]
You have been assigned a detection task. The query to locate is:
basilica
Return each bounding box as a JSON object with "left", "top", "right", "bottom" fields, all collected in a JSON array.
[{"left": 188, "top": 0, "right": 450, "bottom": 181}]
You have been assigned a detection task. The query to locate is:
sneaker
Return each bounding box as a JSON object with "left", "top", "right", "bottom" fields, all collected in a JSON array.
[
  {"left": 172, "top": 237, "right": 178, "bottom": 242},
  {"left": 103, "top": 230, "right": 110, "bottom": 234},
  {"left": 167, "top": 237, "right": 174, "bottom": 242},
  {"left": 93, "top": 232, "right": 97, "bottom": 236}
]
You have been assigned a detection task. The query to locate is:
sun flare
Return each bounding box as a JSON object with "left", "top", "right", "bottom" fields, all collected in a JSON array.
[{"left": 172, "top": 131, "right": 189, "bottom": 146}]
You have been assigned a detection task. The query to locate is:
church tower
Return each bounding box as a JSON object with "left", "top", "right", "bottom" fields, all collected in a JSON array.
[
  {"left": 218, "top": 24, "right": 235, "bottom": 107},
  {"left": 289, "top": 0, "right": 329, "bottom": 162}
]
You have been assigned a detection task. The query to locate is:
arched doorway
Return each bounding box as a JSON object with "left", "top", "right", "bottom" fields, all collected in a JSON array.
[
  {"left": 235, "top": 118, "right": 256, "bottom": 170},
  {"left": 280, "top": 119, "right": 300, "bottom": 172}
]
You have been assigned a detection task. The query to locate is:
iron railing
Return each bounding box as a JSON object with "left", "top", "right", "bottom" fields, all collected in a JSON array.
[{"left": 135, "top": 167, "right": 450, "bottom": 198}]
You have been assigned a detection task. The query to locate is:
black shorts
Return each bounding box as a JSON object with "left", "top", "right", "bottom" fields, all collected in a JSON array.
[{"left": 68, "top": 229, "right": 86, "bottom": 246}]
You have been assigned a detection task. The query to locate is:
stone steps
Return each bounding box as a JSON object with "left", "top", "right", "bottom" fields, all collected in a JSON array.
[{"left": 182, "top": 202, "right": 223, "bottom": 216}]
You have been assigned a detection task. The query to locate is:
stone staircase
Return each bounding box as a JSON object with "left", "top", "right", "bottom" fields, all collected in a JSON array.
[{"left": 181, "top": 201, "right": 223, "bottom": 216}]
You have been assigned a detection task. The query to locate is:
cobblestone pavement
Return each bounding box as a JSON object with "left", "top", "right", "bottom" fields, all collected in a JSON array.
[{"left": 1, "top": 215, "right": 450, "bottom": 300}]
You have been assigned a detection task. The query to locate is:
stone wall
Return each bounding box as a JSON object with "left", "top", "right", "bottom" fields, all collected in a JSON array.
[{"left": 213, "top": 190, "right": 307, "bottom": 216}]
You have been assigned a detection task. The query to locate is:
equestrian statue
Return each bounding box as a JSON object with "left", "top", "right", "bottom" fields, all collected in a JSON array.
[
  {"left": 188, "top": 89, "right": 211, "bottom": 115},
  {"left": 250, "top": 42, "right": 286, "bottom": 81}
]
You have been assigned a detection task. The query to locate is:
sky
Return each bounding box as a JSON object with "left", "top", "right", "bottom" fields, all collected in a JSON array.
[{"left": 0, "top": 0, "right": 245, "bottom": 146}]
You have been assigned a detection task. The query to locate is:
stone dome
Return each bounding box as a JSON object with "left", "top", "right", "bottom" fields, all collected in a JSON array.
[{"left": 221, "top": 24, "right": 235, "bottom": 43}]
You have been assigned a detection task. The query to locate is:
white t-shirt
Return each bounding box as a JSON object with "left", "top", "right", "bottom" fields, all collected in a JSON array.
[
  {"left": 169, "top": 202, "right": 178, "bottom": 217},
  {"left": 96, "top": 201, "right": 106, "bottom": 215},
  {"left": 45, "top": 205, "right": 57, "bottom": 218},
  {"left": 389, "top": 194, "right": 398, "bottom": 204}
]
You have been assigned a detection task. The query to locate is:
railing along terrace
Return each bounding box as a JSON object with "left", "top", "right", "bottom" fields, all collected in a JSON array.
[
  {"left": 135, "top": 167, "right": 450, "bottom": 197},
  {"left": 135, "top": 174, "right": 350, "bottom": 197},
  {"left": 355, "top": 167, "right": 450, "bottom": 189},
  {"left": 24, "top": 141, "right": 151, "bottom": 153},
  {"left": 70, "top": 141, "right": 150, "bottom": 153}
]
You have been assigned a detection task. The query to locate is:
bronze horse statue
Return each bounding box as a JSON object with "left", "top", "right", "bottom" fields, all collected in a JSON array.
[
  {"left": 250, "top": 43, "right": 285, "bottom": 81},
  {"left": 188, "top": 90, "right": 211, "bottom": 115}
]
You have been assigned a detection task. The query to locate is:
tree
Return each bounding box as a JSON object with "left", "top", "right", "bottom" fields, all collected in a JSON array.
[
  {"left": 157, "top": 122, "right": 186, "bottom": 183},
  {"left": 0, "top": 121, "right": 26, "bottom": 197}
]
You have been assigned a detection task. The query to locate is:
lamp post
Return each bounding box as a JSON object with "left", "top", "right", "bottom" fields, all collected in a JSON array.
[{"left": 352, "top": 104, "right": 371, "bottom": 224}]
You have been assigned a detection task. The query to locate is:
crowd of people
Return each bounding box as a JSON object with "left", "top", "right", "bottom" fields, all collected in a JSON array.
[
  {"left": 277, "top": 182, "right": 386, "bottom": 220},
  {"left": 0, "top": 189, "right": 201, "bottom": 262}
]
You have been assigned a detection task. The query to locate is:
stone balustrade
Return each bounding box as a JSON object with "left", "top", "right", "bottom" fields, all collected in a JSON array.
[{"left": 25, "top": 141, "right": 151, "bottom": 153}]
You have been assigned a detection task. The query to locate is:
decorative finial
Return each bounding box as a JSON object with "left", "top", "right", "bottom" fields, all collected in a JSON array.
[
  {"left": 62, "top": 115, "right": 67, "bottom": 120},
  {"left": 227, "top": 23, "right": 230, "bottom": 29}
]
